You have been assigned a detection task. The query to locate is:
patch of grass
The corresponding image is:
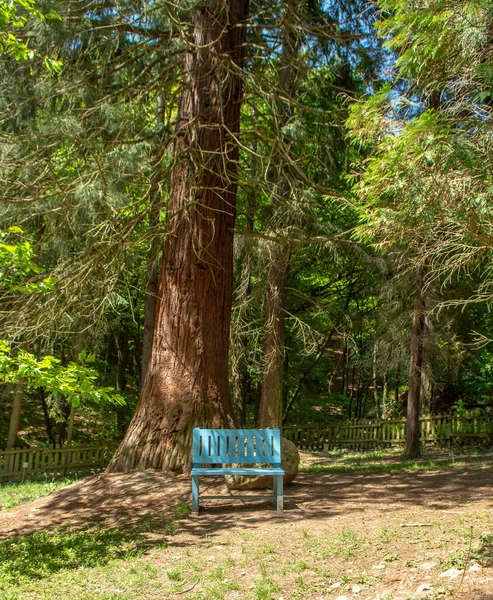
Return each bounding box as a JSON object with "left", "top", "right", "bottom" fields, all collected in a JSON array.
[
  {"left": 0, "top": 527, "right": 144, "bottom": 585},
  {"left": 320, "top": 529, "right": 362, "bottom": 560},
  {"left": 379, "top": 526, "right": 398, "bottom": 544},
  {"left": 328, "top": 448, "right": 396, "bottom": 461},
  {"left": 356, "top": 571, "right": 382, "bottom": 585},
  {"left": 339, "top": 569, "right": 351, "bottom": 585},
  {"left": 384, "top": 553, "right": 399, "bottom": 562},
  {"left": 1, "top": 449, "right": 493, "bottom": 599},
  {"left": 314, "top": 567, "right": 333, "bottom": 582},
  {"left": 292, "top": 575, "right": 316, "bottom": 600},
  {"left": 253, "top": 576, "right": 281, "bottom": 600},
  {"left": 0, "top": 505, "right": 187, "bottom": 588},
  {"left": 475, "top": 533, "right": 493, "bottom": 566},
  {"left": 127, "top": 562, "right": 157, "bottom": 577},
  {"left": 186, "top": 576, "right": 239, "bottom": 600},
  {"left": 300, "top": 447, "right": 493, "bottom": 475},
  {"left": 301, "top": 459, "right": 450, "bottom": 474},
  {"left": 0, "top": 474, "right": 82, "bottom": 510},
  {"left": 439, "top": 553, "right": 465, "bottom": 571},
  {"left": 167, "top": 568, "right": 182, "bottom": 581},
  {"left": 208, "top": 567, "right": 225, "bottom": 581},
  {"left": 225, "top": 579, "right": 241, "bottom": 591},
  {"left": 335, "top": 529, "right": 360, "bottom": 558},
  {"left": 172, "top": 501, "right": 189, "bottom": 519}
]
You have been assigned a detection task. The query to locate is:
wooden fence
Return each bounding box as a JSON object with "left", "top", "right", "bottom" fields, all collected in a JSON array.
[
  {"left": 3, "top": 414, "right": 490, "bottom": 479},
  {"left": 0, "top": 443, "right": 118, "bottom": 480},
  {"left": 284, "top": 413, "right": 493, "bottom": 450}
]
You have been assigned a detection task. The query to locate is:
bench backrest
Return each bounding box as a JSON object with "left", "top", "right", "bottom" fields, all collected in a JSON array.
[{"left": 193, "top": 428, "right": 281, "bottom": 467}]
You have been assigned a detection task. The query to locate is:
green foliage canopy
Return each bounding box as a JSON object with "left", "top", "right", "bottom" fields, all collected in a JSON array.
[
  {"left": 0, "top": 342, "right": 124, "bottom": 408},
  {"left": 348, "top": 0, "right": 493, "bottom": 302}
]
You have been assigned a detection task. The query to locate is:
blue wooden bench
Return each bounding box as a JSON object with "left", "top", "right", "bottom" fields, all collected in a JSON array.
[{"left": 191, "top": 428, "right": 284, "bottom": 514}]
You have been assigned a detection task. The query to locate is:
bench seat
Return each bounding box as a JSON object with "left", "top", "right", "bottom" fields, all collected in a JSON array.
[
  {"left": 191, "top": 467, "right": 284, "bottom": 476},
  {"left": 191, "top": 428, "right": 284, "bottom": 514}
]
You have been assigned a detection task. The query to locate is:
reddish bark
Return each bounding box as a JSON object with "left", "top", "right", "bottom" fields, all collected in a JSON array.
[{"left": 108, "top": 0, "right": 249, "bottom": 474}]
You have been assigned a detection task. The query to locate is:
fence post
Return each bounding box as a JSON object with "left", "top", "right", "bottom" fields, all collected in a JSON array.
[
  {"left": 279, "top": 413, "right": 491, "bottom": 451},
  {"left": 0, "top": 442, "right": 118, "bottom": 481}
]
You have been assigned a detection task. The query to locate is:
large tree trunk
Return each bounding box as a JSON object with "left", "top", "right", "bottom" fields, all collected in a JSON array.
[
  {"left": 140, "top": 213, "right": 160, "bottom": 387},
  {"left": 108, "top": 0, "right": 249, "bottom": 474},
  {"left": 403, "top": 265, "right": 426, "bottom": 460}
]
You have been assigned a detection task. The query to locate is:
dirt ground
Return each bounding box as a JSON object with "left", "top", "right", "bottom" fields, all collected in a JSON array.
[{"left": 1, "top": 454, "right": 493, "bottom": 599}]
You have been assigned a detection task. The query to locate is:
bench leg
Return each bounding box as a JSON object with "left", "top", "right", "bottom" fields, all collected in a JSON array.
[
  {"left": 274, "top": 475, "right": 283, "bottom": 511},
  {"left": 192, "top": 475, "right": 199, "bottom": 515}
]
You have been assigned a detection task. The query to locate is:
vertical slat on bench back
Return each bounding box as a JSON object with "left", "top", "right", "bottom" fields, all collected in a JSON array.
[
  {"left": 192, "top": 428, "right": 281, "bottom": 465},
  {"left": 246, "top": 433, "right": 255, "bottom": 459}
]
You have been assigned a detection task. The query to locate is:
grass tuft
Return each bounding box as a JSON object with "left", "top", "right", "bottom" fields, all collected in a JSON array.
[
  {"left": 300, "top": 447, "right": 493, "bottom": 475},
  {"left": 0, "top": 526, "right": 144, "bottom": 585},
  {"left": 0, "top": 474, "right": 83, "bottom": 511}
]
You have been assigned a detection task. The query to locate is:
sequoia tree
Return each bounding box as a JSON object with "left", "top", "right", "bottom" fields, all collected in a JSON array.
[{"left": 108, "top": 0, "right": 249, "bottom": 473}]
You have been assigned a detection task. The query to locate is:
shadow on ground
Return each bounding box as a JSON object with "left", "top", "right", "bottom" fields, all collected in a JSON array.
[
  {"left": 0, "top": 520, "right": 169, "bottom": 583},
  {"left": 0, "top": 466, "right": 491, "bottom": 580},
  {"left": 173, "top": 467, "right": 493, "bottom": 543},
  {"left": 0, "top": 471, "right": 192, "bottom": 581},
  {"left": 0, "top": 471, "right": 190, "bottom": 538}
]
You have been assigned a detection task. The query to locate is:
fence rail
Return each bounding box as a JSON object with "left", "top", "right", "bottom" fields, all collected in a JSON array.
[
  {"left": 3, "top": 415, "right": 490, "bottom": 479},
  {"left": 284, "top": 413, "right": 493, "bottom": 450},
  {"left": 0, "top": 443, "right": 117, "bottom": 480}
]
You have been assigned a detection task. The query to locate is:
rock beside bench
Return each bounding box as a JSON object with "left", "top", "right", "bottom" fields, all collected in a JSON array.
[{"left": 225, "top": 438, "right": 300, "bottom": 490}]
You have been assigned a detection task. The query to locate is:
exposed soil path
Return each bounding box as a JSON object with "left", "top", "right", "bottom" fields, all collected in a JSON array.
[{"left": 1, "top": 460, "right": 493, "bottom": 599}]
